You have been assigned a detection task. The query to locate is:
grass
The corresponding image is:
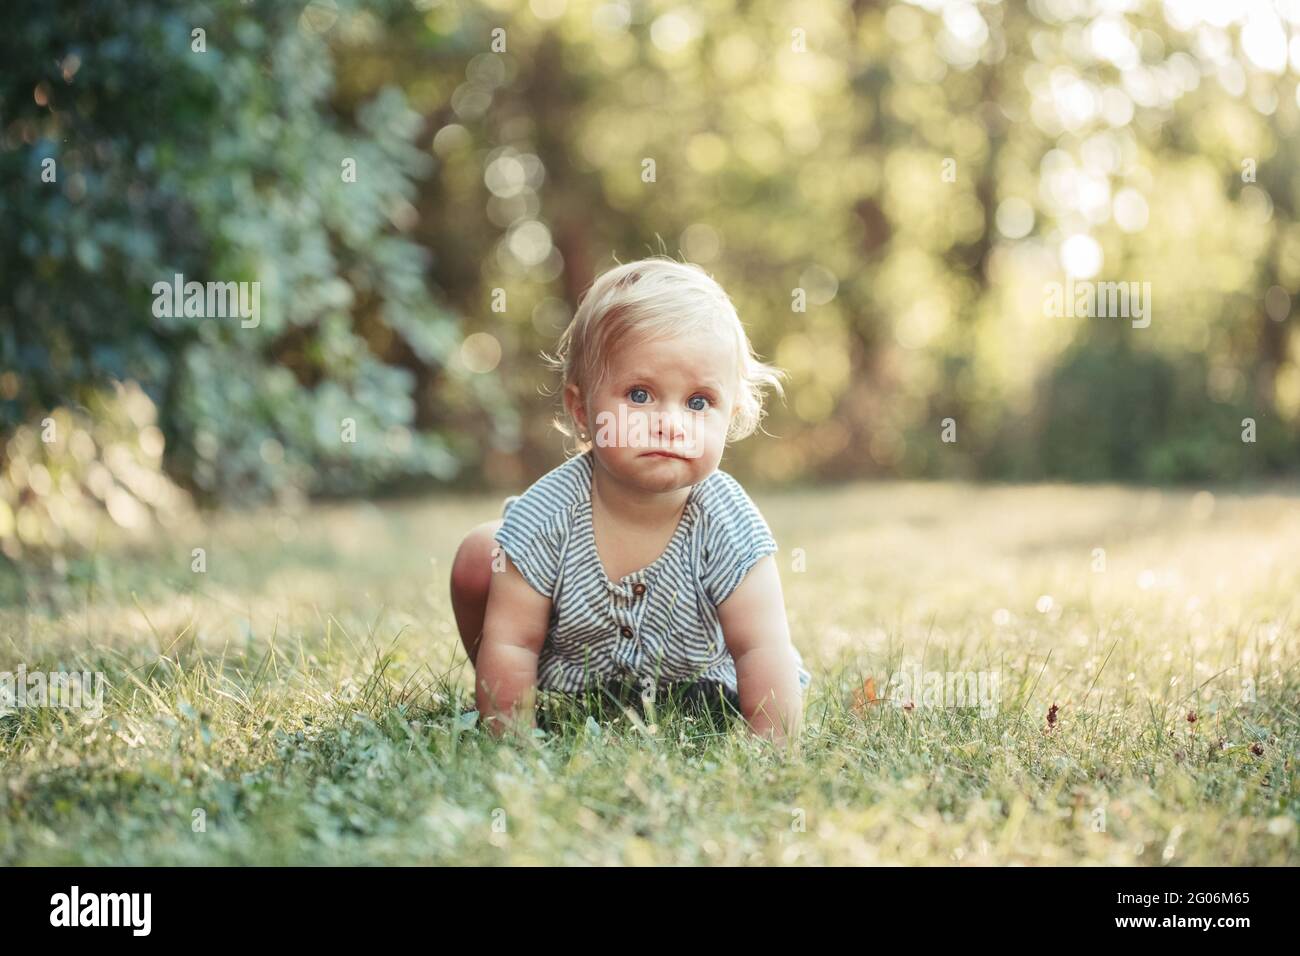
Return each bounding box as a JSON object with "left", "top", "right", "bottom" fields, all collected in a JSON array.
[{"left": 1, "top": 480, "right": 1297, "bottom": 865}]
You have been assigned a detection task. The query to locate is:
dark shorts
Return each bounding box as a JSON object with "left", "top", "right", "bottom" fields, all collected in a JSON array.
[{"left": 534, "top": 677, "right": 743, "bottom": 732}]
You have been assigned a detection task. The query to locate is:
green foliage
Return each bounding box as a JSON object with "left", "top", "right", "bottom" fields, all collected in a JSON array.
[
  {"left": 3, "top": 0, "right": 1299, "bottom": 530},
  {"left": 1022, "top": 337, "right": 1278, "bottom": 483},
  {"left": 1, "top": 0, "right": 466, "bottom": 505}
]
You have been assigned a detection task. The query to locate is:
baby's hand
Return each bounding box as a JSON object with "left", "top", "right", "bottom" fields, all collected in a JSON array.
[
  {"left": 717, "top": 554, "right": 804, "bottom": 750},
  {"left": 480, "top": 700, "right": 537, "bottom": 741}
]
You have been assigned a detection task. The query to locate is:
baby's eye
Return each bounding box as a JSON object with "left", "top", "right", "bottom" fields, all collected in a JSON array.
[
  {"left": 627, "top": 387, "right": 650, "bottom": 404},
  {"left": 687, "top": 395, "right": 711, "bottom": 411}
]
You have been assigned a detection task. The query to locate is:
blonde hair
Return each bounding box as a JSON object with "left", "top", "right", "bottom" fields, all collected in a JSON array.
[{"left": 541, "top": 256, "right": 786, "bottom": 453}]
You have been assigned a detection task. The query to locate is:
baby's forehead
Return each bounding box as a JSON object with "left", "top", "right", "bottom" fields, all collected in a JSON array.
[
  {"left": 611, "top": 325, "right": 735, "bottom": 362},
  {"left": 606, "top": 332, "right": 738, "bottom": 381}
]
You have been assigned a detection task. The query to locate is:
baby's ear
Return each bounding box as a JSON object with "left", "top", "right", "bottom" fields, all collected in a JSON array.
[{"left": 564, "top": 382, "right": 586, "bottom": 426}]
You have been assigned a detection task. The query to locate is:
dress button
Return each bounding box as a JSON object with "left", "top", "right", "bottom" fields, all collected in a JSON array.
[
  {"left": 632, "top": 583, "right": 647, "bottom": 597},
  {"left": 620, "top": 625, "right": 633, "bottom": 639}
]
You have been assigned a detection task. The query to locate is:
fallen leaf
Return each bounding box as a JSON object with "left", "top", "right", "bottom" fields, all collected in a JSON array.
[{"left": 851, "top": 676, "right": 884, "bottom": 715}]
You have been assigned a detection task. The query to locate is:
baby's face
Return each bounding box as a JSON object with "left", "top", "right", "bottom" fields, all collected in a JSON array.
[{"left": 570, "top": 329, "right": 737, "bottom": 494}]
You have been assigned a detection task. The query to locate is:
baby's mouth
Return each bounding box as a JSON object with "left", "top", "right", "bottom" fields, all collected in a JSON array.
[{"left": 640, "top": 449, "right": 693, "bottom": 461}]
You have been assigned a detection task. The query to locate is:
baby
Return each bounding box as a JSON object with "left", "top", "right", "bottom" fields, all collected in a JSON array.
[{"left": 450, "top": 257, "right": 811, "bottom": 749}]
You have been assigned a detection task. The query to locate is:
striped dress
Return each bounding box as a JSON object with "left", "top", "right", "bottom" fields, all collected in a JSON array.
[{"left": 493, "top": 448, "right": 813, "bottom": 698}]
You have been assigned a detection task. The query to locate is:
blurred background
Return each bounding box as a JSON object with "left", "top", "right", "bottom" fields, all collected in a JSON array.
[{"left": 3, "top": 0, "right": 1300, "bottom": 564}]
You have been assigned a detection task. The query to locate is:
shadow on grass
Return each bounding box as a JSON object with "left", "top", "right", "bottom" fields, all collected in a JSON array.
[{"left": 532, "top": 677, "right": 746, "bottom": 740}]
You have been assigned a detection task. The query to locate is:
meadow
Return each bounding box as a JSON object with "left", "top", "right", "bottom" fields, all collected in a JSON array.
[{"left": 1, "top": 480, "right": 1297, "bottom": 865}]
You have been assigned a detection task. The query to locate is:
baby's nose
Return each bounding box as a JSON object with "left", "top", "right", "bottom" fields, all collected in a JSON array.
[{"left": 655, "top": 407, "right": 686, "bottom": 438}]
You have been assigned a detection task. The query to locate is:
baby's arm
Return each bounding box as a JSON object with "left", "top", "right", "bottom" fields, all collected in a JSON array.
[
  {"left": 718, "top": 554, "right": 803, "bottom": 750},
  {"left": 475, "top": 550, "right": 550, "bottom": 740}
]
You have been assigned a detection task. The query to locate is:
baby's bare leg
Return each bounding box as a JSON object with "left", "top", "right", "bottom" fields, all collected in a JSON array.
[{"left": 449, "top": 519, "right": 504, "bottom": 667}]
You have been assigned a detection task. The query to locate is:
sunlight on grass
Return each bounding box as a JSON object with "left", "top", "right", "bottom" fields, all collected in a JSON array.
[{"left": 1, "top": 482, "right": 1297, "bottom": 864}]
